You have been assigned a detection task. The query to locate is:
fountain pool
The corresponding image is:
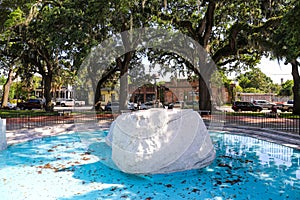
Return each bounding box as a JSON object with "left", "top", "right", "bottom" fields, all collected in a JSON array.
[{"left": 0, "top": 130, "right": 299, "bottom": 200}]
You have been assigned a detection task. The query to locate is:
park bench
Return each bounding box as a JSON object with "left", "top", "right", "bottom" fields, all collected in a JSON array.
[
  {"left": 57, "top": 110, "right": 72, "bottom": 116},
  {"left": 198, "top": 110, "right": 211, "bottom": 116}
]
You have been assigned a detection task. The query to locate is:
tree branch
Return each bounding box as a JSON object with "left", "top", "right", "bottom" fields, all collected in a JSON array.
[{"left": 203, "top": 1, "right": 216, "bottom": 49}]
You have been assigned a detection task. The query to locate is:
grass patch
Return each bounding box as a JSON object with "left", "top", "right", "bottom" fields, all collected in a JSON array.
[
  {"left": 0, "top": 110, "right": 58, "bottom": 118},
  {"left": 0, "top": 109, "right": 113, "bottom": 118},
  {"left": 225, "top": 111, "right": 266, "bottom": 117},
  {"left": 213, "top": 111, "right": 266, "bottom": 117},
  {"left": 279, "top": 112, "right": 300, "bottom": 119}
]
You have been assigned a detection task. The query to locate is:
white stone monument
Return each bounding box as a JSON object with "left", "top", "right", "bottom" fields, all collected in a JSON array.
[
  {"left": 0, "top": 118, "right": 7, "bottom": 151},
  {"left": 106, "top": 109, "right": 215, "bottom": 174}
]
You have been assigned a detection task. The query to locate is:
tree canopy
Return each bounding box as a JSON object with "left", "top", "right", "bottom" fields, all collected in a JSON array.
[
  {"left": 278, "top": 80, "right": 293, "bottom": 97},
  {"left": 237, "top": 68, "right": 274, "bottom": 93},
  {"left": 268, "top": 0, "right": 300, "bottom": 113},
  {"left": 0, "top": 0, "right": 298, "bottom": 112}
]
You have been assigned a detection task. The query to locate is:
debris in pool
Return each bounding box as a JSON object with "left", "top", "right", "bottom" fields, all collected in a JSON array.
[
  {"left": 225, "top": 178, "right": 242, "bottom": 185},
  {"left": 106, "top": 109, "right": 215, "bottom": 174},
  {"left": 191, "top": 188, "right": 200, "bottom": 193},
  {"left": 218, "top": 163, "right": 232, "bottom": 169}
]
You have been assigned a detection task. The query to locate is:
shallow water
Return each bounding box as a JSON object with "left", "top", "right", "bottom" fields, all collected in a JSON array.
[{"left": 0, "top": 130, "right": 299, "bottom": 200}]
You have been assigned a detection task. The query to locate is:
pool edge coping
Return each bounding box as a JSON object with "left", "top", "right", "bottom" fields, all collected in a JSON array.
[{"left": 211, "top": 125, "right": 300, "bottom": 150}]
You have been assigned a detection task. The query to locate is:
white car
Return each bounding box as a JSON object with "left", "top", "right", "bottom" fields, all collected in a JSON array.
[
  {"left": 0, "top": 102, "right": 16, "bottom": 110},
  {"left": 253, "top": 100, "right": 276, "bottom": 110},
  {"left": 7, "top": 102, "right": 17, "bottom": 109},
  {"left": 127, "top": 102, "right": 138, "bottom": 110},
  {"left": 60, "top": 99, "right": 85, "bottom": 107},
  {"left": 140, "top": 102, "right": 154, "bottom": 110}
]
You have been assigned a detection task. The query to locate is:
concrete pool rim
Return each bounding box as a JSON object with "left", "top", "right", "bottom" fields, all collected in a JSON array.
[{"left": 213, "top": 125, "right": 300, "bottom": 150}]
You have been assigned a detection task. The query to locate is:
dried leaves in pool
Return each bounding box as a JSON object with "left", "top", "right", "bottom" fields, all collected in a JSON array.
[
  {"left": 225, "top": 178, "right": 242, "bottom": 185},
  {"left": 217, "top": 163, "right": 232, "bottom": 169}
]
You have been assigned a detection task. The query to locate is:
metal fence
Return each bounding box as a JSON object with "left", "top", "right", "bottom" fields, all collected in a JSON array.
[
  {"left": 2, "top": 110, "right": 300, "bottom": 135},
  {"left": 2, "top": 111, "right": 115, "bottom": 131},
  {"left": 203, "top": 111, "right": 300, "bottom": 135}
]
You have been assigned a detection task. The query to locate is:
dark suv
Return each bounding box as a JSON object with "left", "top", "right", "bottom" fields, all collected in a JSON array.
[
  {"left": 232, "top": 101, "right": 263, "bottom": 112},
  {"left": 17, "top": 99, "right": 44, "bottom": 110}
]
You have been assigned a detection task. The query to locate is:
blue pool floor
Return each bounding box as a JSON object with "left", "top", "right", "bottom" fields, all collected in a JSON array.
[{"left": 0, "top": 130, "right": 299, "bottom": 200}]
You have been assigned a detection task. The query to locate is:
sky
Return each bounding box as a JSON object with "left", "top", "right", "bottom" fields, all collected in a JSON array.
[{"left": 257, "top": 57, "right": 292, "bottom": 84}]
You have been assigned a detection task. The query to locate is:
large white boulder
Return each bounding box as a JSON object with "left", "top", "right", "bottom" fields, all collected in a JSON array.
[{"left": 106, "top": 108, "right": 215, "bottom": 174}]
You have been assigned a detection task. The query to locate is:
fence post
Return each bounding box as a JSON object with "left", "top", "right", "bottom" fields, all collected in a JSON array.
[
  {"left": 0, "top": 118, "right": 7, "bottom": 151},
  {"left": 299, "top": 116, "right": 300, "bottom": 135}
]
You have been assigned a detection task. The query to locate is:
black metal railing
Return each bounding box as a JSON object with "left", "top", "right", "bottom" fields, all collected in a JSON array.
[
  {"left": 2, "top": 110, "right": 300, "bottom": 135},
  {"left": 204, "top": 111, "right": 300, "bottom": 135},
  {"left": 2, "top": 111, "right": 115, "bottom": 131}
]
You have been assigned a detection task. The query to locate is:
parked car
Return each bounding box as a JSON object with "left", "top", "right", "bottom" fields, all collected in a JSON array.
[
  {"left": 106, "top": 101, "right": 142, "bottom": 111},
  {"left": 104, "top": 102, "right": 119, "bottom": 111},
  {"left": 279, "top": 100, "right": 294, "bottom": 112},
  {"left": 184, "top": 101, "right": 199, "bottom": 109},
  {"left": 60, "top": 99, "right": 85, "bottom": 107},
  {"left": 252, "top": 100, "right": 276, "bottom": 110},
  {"left": 163, "top": 102, "right": 174, "bottom": 109},
  {"left": 140, "top": 102, "right": 154, "bottom": 110},
  {"left": 0, "top": 102, "right": 17, "bottom": 110},
  {"left": 17, "top": 99, "right": 44, "bottom": 110},
  {"left": 232, "top": 101, "right": 263, "bottom": 112},
  {"left": 54, "top": 98, "right": 65, "bottom": 106},
  {"left": 172, "top": 101, "right": 185, "bottom": 109},
  {"left": 7, "top": 102, "right": 17, "bottom": 110},
  {"left": 127, "top": 102, "right": 138, "bottom": 110}
]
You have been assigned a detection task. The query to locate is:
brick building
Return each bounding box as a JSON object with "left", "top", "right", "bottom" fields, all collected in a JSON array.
[{"left": 128, "top": 78, "right": 229, "bottom": 105}]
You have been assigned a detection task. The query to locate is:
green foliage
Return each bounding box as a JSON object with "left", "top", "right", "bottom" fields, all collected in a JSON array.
[
  {"left": 0, "top": 76, "right": 6, "bottom": 85},
  {"left": 234, "top": 85, "right": 243, "bottom": 93},
  {"left": 4, "top": 7, "right": 24, "bottom": 28},
  {"left": 9, "top": 76, "right": 41, "bottom": 100},
  {"left": 272, "top": 1, "right": 300, "bottom": 61},
  {"left": 278, "top": 80, "right": 293, "bottom": 96},
  {"left": 243, "top": 87, "right": 261, "bottom": 93},
  {"left": 0, "top": 0, "right": 297, "bottom": 109},
  {"left": 236, "top": 67, "right": 276, "bottom": 93}
]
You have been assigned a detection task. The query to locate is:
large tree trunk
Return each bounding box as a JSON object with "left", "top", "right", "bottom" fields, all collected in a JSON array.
[
  {"left": 119, "top": 71, "right": 128, "bottom": 111},
  {"left": 118, "top": 59, "right": 129, "bottom": 111},
  {"left": 117, "top": 52, "right": 132, "bottom": 112},
  {"left": 1, "top": 68, "right": 14, "bottom": 108},
  {"left": 291, "top": 59, "right": 300, "bottom": 115},
  {"left": 198, "top": 75, "right": 211, "bottom": 113},
  {"left": 94, "top": 81, "right": 103, "bottom": 111},
  {"left": 93, "top": 66, "right": 119, "bottom": 111},
  {"left": 44, "top": 74, "right": 53, "bottom": 111}
]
